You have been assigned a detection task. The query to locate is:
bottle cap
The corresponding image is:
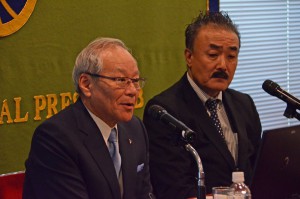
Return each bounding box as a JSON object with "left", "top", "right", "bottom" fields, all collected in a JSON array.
[{"left": 232, "top": 171, "right": 244, "bottom": 183}]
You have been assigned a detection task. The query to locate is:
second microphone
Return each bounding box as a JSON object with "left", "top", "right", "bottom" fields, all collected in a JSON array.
[{"left": 147, "top": 104, "right": 196, "bottom": 143}]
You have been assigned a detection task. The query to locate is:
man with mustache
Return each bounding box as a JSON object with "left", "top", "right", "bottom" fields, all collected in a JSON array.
[
  {"left": 143, "top": 11, "right": 262, "bottom": 198},
  {"left": 23, "top": 37, "right": 155, "bottom": 199}
]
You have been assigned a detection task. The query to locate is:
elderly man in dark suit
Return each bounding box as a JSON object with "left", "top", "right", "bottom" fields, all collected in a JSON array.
[
  {"left": 143, "top": 11, "right": 262, "bottom": 198},
  {"left": 23, "top": 37, "right": 155, "bottom": 199}
]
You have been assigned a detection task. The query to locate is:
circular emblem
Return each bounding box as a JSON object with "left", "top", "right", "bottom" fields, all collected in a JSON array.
[{"left": 0, "top": 0, "right": 37, "bottom": 37}]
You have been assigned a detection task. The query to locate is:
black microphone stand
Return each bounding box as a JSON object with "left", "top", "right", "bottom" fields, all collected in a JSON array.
[
  {"left": 184, "top": 138, "right": 206, "bottom": 199},
  {"left": 283, "top": 104, "right": 300, "bottom": 121}
]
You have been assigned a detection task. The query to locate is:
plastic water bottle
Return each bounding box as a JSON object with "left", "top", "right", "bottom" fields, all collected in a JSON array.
[{"left": 230, "top": 171, "right": 251, "bottom": 199}]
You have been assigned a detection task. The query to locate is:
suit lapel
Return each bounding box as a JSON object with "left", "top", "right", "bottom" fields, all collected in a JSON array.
[
  {"left": 180, "top": 75, "right": 236, "bottom": 168},
  {"left": 118, "top": 124, "right": 136, "bottom": 199},
  {"left": 223, "top": 92, "right": 249, "bottom": 167},
  {"left": 73, "top": 99, "right": 122, "bottom": 199}
]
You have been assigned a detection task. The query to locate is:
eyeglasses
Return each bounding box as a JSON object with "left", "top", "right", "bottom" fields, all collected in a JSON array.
[{"left": 85, "top": 72, "right": 146, "bottom": 89}]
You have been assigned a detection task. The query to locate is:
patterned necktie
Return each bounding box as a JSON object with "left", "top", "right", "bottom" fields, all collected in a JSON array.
[
  {"left": 206, "top": 99, "right": 225, "bottom": 139},
  {"left": 108, "top": 128, "right": 121, "bottom": 177}
]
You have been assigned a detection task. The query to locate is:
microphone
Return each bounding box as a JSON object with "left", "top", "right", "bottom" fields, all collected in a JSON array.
[
  {"left": 148, "top": 104, "right": 196, "bottom": 142},
  {"left": 262, "top": 80, "right": 300, "bottom": 109}
]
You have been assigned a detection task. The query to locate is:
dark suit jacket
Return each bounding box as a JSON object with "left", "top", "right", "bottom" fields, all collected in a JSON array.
[
  {"left": 143, "top": 73, "right": 261, "bottom": 198},
  {"left": 23, "top": 99, "right": 154, "bottom": 199}
]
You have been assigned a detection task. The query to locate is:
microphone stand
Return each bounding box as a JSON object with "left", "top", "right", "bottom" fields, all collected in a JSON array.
[
  {"left": 185, "top": 142, "right": 206, "bottom": 199},
  {"left": 283, "top": 104, "right": 300, "bottom": 121}
]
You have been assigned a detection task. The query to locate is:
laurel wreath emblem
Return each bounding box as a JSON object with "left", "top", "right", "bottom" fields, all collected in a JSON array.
[{"left": 0, "top": 0, "right": 37, "bottom": 37}]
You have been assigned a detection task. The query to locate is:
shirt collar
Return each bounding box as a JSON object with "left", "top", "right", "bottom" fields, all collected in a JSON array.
[
  {"left": 186, "top": 72, "right": 223, "bottom": 104},
  {"left": 85, "top": 107, "right": 118, "bottom": 146}
]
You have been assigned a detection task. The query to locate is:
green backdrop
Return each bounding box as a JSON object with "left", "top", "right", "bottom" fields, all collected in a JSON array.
[{"left": 0, "top": 0, "right": 205, "bottom": 174}]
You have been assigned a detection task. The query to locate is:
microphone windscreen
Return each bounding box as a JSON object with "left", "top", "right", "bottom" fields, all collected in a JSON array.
[
  {"left": 148, "top": 105, "right": 165, "bottom": 120},
  {"left": 262, "top": 80, "right": 280, "bottom": 96}
]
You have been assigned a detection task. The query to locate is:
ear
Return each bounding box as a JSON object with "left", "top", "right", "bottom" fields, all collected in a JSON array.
[
  {"left": 184, "top": 48, "right": 193, "bottom": 68},
  {"left": 78, "top": 73, "right": 93, "bottom": 97}
]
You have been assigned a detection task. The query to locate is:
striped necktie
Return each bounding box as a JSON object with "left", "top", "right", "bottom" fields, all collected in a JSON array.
[{"left": 108, "top": 128, "right": 122, "bottom": 177}]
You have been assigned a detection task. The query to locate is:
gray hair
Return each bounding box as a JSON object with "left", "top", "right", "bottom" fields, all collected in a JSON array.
[
  {"left": 72, "top": 37, "right": 130, "bottom": 93},
  {"left": 185, "top": 11, "right": 241, "bottom": 51}
]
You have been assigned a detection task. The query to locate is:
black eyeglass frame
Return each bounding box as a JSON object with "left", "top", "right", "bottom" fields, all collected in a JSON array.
[{"left": 85, "top": 72, "right": 146, "bottom": 89}]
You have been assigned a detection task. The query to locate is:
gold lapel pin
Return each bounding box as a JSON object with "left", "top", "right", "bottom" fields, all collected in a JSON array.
[{"left": 128, "top": 139, "right": 133, "bottom": 144}]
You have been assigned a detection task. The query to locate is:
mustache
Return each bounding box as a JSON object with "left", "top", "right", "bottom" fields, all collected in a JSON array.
[{"left": 211, "top": 71, "right": 229, "bottom": 79}]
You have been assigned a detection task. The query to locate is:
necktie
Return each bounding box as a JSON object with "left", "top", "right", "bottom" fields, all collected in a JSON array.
[
  {"left": 108, "top": 128, "right": 121, "bottom": 177},
  {"left": 206, "top": 99, "right": 225, "bottom": 139}
]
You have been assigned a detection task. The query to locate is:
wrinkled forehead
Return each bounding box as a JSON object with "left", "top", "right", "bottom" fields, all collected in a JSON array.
[
  {"left": 101, "top": 49, "right": 139, "bottom": 75},
  {"left": 102, "top": 61, "right": 139, "bottom": 72},
  {"left": 195, "top": 25, "right": 240, "bottom": 50},
  {"left": 199, "top": 23, "right": 238, "bottom": 38},
  {"left": 204, "top": 23, "right": 240, "bottom": 46}
]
